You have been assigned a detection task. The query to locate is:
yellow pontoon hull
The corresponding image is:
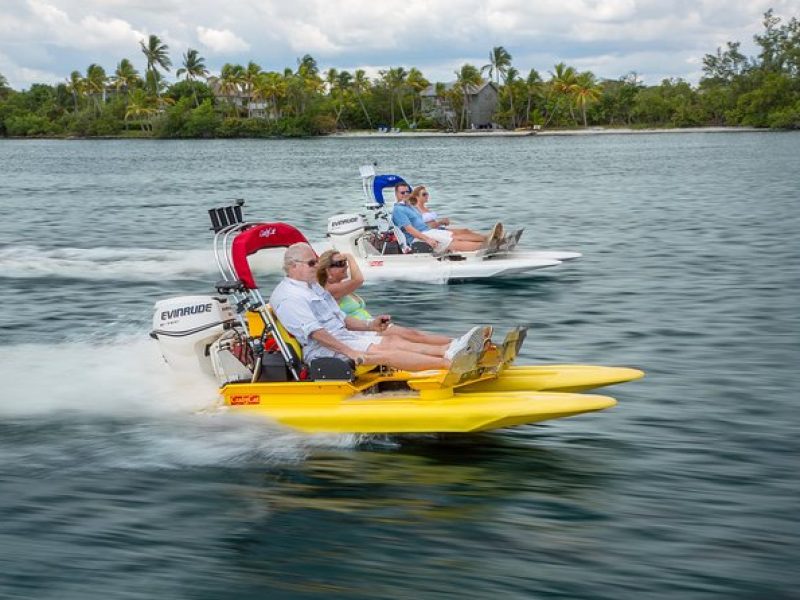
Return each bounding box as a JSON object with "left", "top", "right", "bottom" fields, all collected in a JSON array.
[
  {"left": 458, "top": 365, "right": 645, "bottom": 394},
  {"left": 223, "top": 386, "right": 616, "bottom": 433},
  {"left": 219, "top": 364, "right": 642, "bottom": 434}
]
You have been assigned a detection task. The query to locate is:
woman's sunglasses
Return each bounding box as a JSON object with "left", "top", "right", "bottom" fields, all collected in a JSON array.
[{"left": 329, "top": 259, "right": 348, "bottom": 268}]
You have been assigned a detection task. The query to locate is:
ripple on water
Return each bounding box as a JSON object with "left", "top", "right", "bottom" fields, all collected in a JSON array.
[{"left": 0, "top": 133, "right": 799, "bottom": 598}]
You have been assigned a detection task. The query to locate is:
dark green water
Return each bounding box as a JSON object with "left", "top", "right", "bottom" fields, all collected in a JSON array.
[{"left": 0, "top": 133, "right": 798, "bottom": 599}]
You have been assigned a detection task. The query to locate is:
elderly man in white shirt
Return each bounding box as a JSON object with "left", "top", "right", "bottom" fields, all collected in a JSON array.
[{"left": 270, "top": 243, "right": 485, "bottom": 372}]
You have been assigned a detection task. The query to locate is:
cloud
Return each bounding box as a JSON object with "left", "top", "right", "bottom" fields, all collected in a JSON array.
[
  {"left": 25, "top": 0, "right": 146, "bottom": 50},
  {"left": 0, "top": 51, "right": 63, "bottom": 87},
  {"left": 0, "top": 0, "right": 793, "bottom": 88},
  {"left": 196, "top": 26, "right": 250, "bottom": 53},
  {"left": 284, "top": 23, "right": 340, "bottom": 53}
]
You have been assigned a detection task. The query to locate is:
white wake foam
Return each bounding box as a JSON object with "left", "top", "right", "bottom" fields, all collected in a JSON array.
[
  {"left": 0, "top": 243, "right": 326, "bottom": 282},
  {"left": 0, "top": 334, "right": 219, "bottom": 417},
  {"left": 0, "top": 333, "right": 363, "bottom": 464},
  {"left": 0, "top": 245, "right": 215, "bottom": 281}
]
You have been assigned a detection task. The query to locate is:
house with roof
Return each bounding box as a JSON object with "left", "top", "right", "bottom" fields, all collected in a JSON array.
[
  {"left": 206, "top": 75, "right": 271, "bottom": 119},
  {"left": 420, "top": 81, "right": 500, "bottom": 129}
]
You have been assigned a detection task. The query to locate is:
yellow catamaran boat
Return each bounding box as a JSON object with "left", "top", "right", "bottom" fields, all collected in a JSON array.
[{"left": 151, "top": 203, "right": 643, "bottom": 434}]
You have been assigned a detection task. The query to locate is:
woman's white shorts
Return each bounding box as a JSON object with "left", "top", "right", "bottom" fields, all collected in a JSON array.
[{"left": 424, "top": 228, "right": 454, "bottom": 253}]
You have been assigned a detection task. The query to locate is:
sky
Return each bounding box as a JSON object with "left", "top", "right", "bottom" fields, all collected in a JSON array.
[{"left": 1, "top": 0, "right": 798, "bottom": 90}]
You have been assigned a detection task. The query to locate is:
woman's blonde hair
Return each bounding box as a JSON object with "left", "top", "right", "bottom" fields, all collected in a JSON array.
[
  {"left": 408, "top": 185, "right": 427, "bottom": 207},
  {"left": 316, "top": 249, "right": 342, "bottom": 286}
]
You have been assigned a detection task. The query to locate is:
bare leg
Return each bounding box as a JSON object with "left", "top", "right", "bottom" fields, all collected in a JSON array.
[
  {"left": 448, "top": 239, "right": 485, "bottom": 252},
  {"left": 450, "top": 229, "right": 488, "bottom": 243},
  {"left": 364, "top": 348, "right": 450, "bottom": 371},
  {"left": 375, "top": 336, "right": 448, "bottom": 357},
  {"left": 382, "top": 324, "right": 451, "bottom": 346}
]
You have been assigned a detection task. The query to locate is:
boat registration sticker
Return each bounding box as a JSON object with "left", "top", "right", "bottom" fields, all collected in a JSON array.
[
  {"left": 369, "top": 260, "right": 384, "bottom": 267},
  {"left": 230, "top": 394, "right": 260, "bottom": 405}
]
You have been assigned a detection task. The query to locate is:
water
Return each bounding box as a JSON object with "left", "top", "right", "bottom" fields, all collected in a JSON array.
[{"left": 1, "top": 132, "right": 799, "bottom": 599}]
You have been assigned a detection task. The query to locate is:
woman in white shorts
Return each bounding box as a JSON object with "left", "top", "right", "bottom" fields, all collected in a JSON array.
[{"left": 408, "top": 186, "right": 499, "bottom": 252}]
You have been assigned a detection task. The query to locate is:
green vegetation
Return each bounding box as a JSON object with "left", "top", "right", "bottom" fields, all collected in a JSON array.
[{"left": 0, "top": 10, "right": 797, "bottom": 138}]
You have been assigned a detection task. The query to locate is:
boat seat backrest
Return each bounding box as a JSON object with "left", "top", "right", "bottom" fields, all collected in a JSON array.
[
  {"left": 246, "top": 305, "right": 378, "bottom": 378},
  {"left": 267, "top": 306, "right": 304, "bottom": 362},
  {"left": 245, "top": 307, "right": 303, "bottom": 364}
]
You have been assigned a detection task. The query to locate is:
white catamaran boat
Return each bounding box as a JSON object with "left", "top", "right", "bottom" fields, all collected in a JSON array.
[{"left": 250, "top": 165, "right": 581, "bottom": 284}]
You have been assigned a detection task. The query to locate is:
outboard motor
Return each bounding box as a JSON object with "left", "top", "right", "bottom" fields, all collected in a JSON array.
[
  {"left": 151, "top": 295, "right": 238, "bottom": 378},
  {"left": 327, "top": 213, "right": 372, "bottom": 253}
]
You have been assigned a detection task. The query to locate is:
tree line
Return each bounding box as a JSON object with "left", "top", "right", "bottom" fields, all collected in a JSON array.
[{"left": 0, "top": 9, "right": 797, "bottom": 138}]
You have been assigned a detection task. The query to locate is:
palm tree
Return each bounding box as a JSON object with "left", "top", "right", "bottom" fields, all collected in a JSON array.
[
  {"left": 504, "top": 66, "right": 519, "bottom": 128},
  {"left": 380, "top": 67, "right": 409, "bottom": 127},
  {"left": 112, "top": 59, "right": 140, "bottom": 96},
  {"left": 84, "top": 63, "right": 108, "bottom": 113},
  {"left": 546, "top": 62, "right": 577, "bottom": 127},
  {"left": 125, "top": 88, "right": 157, "bottom": 131},
  {"left": 257, "top": 71, "right": 286, "bottom": 120},
  {"left": 332, "top": 71, "right": 354, "bottom": 129},
  {"left": 66, "top": 70, "right": 85, "bottom": 112},
  {"left": 176, "top": 48, "right": 208, "bottom": 106},
  {"left": 524, "top": 69, "right": 543, "bottom": 126},
  {"left": 219, "top": 63, "right": 245, "bottom": 115},
  {"left": 325, "top": 68, "right": 345, "bottom": 128},
  {"left": 284, "top": 72, "right": 304, "bottom": 116},
  {"left": 406, "top": 67, "right": 429, "bottom": 126},
  {"left": 176, "top": 49, "right": 208, "bottom": 81},
  {"left": 296, "top": 54, "right": 319, "bottom": 78},
  {"left": 144, "top": 69, "right": 170, "bottom": 103},
  {"left": 455, "top": 64, "right": 482, "bottom": 129},
  {"left": 336, "top": 70, "right": 353, "bottom": 90},
  {"left": 570, "top": 71, "right": 602, "bottom": 127},
  {"left": 294, "top": 55, "right": 322, "bottom": 115},
  {"left": 242, "top": 61, "right": 262, "bottom": 117},
  {"left": 139, "top": 34, "right": 172, "bottom": 97},
  {"left": 324, "top": 67, "right": 339, "bottom": 94},
  {"left": 352, "top": 69, "right": 373, "bottom": 128},
  {"left": 482, "top": 46, "right": 512, "bottom": 85}
]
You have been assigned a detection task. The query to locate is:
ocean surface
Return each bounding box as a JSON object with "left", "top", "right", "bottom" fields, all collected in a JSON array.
[{"left": 0, "top": 132, "right": 798, "bottom": 599}]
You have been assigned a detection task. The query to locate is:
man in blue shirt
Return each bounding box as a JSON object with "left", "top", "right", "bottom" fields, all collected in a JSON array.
[
  {"left": 390, "top": 183, "right": 497, "bottom": 253},
  {"left": 270, "top": 243, "right": 487, "bottom": 371}
]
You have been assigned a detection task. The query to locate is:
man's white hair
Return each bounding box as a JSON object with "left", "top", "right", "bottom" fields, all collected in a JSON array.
[{"left": 283, "top": 242, "right": 314, "bottom": 274}]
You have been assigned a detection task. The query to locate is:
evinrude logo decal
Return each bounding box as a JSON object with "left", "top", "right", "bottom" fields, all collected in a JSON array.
[
  {"left": 331, "top": 216, "right": 359, "bottom": 228},
  {"left": 161, "top": 303, "right": 214, "bottom": 321},
  {"left": 259, "top": 227, "right": 277, "bottom": 238}
]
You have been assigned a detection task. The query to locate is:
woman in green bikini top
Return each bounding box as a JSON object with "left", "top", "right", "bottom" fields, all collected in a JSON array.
[
  {"left": 316, "top": 250, "right": 451, "bottom": 346},
  {"left": 337, "top": 292, "right": 372, "bottom": 321}
]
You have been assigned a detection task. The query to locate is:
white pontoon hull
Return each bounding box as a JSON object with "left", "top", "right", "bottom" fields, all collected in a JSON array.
[
  {"left": 346, "top": 252, "right": 562, "bottom": 283},
  {"left": 315, "top": 234, "right": 579, "bottom": 283}
]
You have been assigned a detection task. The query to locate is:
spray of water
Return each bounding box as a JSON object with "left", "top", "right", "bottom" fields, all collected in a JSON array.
[
  {"left": 0, "top": 334, "right": 218, "bottom": 417},
  {"left": 0, "top": 244, "right": 313, "bottom": 282},
  {"left": 0, "top": 245, "right": 216, "bottom": 281},
  {"left": 0, "top": 333, "right": 364, "bottom": 468}
]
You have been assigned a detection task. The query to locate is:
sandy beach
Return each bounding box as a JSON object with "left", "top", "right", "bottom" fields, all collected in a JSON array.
[{"left": 330, "top": 126, "right": 764, "bottom": 138}]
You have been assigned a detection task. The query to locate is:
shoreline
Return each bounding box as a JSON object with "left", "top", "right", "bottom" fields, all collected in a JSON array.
[
  {"left": 0, "top": 126, "right": 771, "bottom": 142},
  {"left": 329, "top": 126, "right": 766, "bottom": 138}
]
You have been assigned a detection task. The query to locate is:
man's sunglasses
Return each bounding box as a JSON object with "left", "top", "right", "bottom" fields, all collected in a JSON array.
[
  {"left": 329, "top": 259, "right": 348, "bottom": 268},
  {"left": 398, "top": 189, "right": 411, "bottom": 195},
  {"left": 297, "top": 258, "right": 318, "bottom": 267}
]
